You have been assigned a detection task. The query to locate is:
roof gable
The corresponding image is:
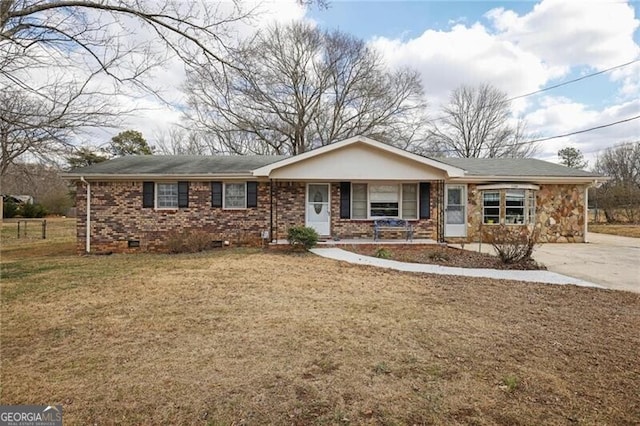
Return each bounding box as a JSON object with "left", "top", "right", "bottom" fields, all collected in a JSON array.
[{"left": 252, "top": 136, "right": 465, "bottom": 178}]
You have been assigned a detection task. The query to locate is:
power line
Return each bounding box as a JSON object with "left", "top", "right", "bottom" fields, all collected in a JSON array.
[
  {"left": 430, "top": 57, "right": 640, "bottom": 123},
  {"left": 506, "top": 58, "right": 640, "bottom": 102},
  {"left": 424, "top": 114, "right": 640, "bottom": 153}
]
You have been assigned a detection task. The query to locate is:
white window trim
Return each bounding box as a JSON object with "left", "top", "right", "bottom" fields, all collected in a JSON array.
[
  {"left": 482, "top": 191, "right": 500, "bottom": 225},
  {"left": 481, "top": 189, "right": 537, "bottom": 226},
  {"left": 155, "top": 182, "right": 179, "bottom": 210},
  {"left": 350, "top": 182, "right": 419, "bottom": 220},
  {"left": 223, "top": 182, "right": 247, "bottom": 210}
]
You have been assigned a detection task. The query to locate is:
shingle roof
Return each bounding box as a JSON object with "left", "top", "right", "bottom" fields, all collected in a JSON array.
[
  {"left": 435, "top": 157, "right": 601, "bottom": 177},
  {"left": 67, "top": 155, "right": 286, "bottom": 175},
  {"left": 65, "top": 153, "right": 603, "bottom": 179}
]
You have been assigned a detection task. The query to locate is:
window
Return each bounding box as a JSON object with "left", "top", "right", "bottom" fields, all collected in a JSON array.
[
  {"left": 483, "top": 192, "right": 500, "bottom": 224},
  {"left": 505, "top": 190, "right": 525, "bottom": 224},
  {"left": 156, "top": 183, "right": 178, "bottom": 208},
  {"left": 527, "top": 190, "right": 536, "bottom": 224},
  {"left": 402, "top": 184, "right": 418, "bottom": 219},
  {"left": 370, "top": 184, "right": 399, "bottom": 217},
  {"left": 481, "top": 188, "right": 536, "bottom": 225},
  {"left": 350, "top": 183, "right": 418, "bottom": 219},
  {"left": 224, "top": 183, "right": 246, "bottom": 209},
  {"left": 352, "top": 183, "right": 368, "bottom": 219}
]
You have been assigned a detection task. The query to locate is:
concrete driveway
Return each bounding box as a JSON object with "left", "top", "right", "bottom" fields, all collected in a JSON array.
[{"left": 533, "top": 233, "right": 640, "bottom": 293}]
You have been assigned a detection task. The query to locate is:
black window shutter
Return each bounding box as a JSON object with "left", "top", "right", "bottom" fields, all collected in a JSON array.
[
  {"left": 247, "top": 182, "right": 258, "bottom": 208},
  {"left": 340, "top": 182, "right": 351, "bottom": 219},
  {"left": 178, "top": 181, "right": 189, "bottom": 208},
  {"left": 143, "top": 181, "right": 154, "bottom": 208},
  {"left": 419, "top": 182, "right": 431, "bottom": 219},
  {"left": 211, "top": 182, "right": 222, "bottom": 207}
]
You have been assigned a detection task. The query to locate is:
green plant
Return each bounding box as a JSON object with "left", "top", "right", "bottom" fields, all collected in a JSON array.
[
  {"left": 374, "top": 247, "right": 391, "bottom": 259},
  {"left": 20, "top": 203, "right": 47, "bottom": 218},
  {"left": 287, "top": 226, "right": 319, "bottom": 250},
  {"left": 490, "top": 225, "right": 539, "bottom": 264},
  {"left": 502, "top": 375, "right": 519, "bottom": 392},
  {"left": 3, "top": 199, "right": 18, "bottom": 218},
  {"left": 373, "top": 361, "right": 391, "bottom": 375}
]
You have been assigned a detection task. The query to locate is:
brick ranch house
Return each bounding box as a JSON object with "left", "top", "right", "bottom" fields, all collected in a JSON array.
[{"left": 64, "top": 136, "right": 606, "bottom": 254}]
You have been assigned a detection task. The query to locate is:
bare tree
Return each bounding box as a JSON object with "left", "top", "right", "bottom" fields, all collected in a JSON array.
[
  {"left": 594, "top": 141, "right": 640, "bottom": 223},
  {"left": 0, "top": 0, "right": 255, "bottom": 176},
  {"left": 183, "top": 22, "right": 429, "bottom": 155},
  {"left": 428, "top": 83, "right": 538, "bottom": 158},
  {"left": 153, "top": 126, "right": 210, "bottom": 155}
]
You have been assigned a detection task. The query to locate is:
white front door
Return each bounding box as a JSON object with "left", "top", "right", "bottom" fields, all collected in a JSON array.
[
  {"left": 445, "top": 184, "right": 467, "bottom": 237},
  {"left": 306, "top": 183, "right": 330, "bottom": 236}
]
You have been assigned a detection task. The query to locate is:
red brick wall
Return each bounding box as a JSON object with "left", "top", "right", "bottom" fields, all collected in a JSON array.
[
  {"left": 76, "top": 181, "right": 271, "bottom": 254},
  {"left": 75, "top": 179, "right": 443, "bottom": 253},
  {"left": 272, "top": 182, "right": 437, "bottom": 241}
]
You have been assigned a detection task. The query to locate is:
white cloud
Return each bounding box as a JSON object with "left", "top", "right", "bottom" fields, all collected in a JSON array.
[
  {"left": 486, "top": 0, "right": 639, "bottom": 70},
  {"left": 370, "top": 23, "right": 558, "bottom": 112},
  {"left": 526, "top": 96, "right": 640, "bottom": 164}
]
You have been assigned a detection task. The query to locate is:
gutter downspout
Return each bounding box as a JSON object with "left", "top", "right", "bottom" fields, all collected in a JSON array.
[{"left": 80, "top": 177, "right": 90, "bottom": 253}]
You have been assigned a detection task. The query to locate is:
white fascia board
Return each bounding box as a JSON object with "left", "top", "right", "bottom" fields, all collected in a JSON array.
[
  {"left": 447, "top": 175, "right": 609, "bottom": 184},
  {"left": 477, "top": 183, "right": 540, "bottom": 190},
  {"left": 61, "top": 173, "right": 258, "bottom": 181},
  {"left": 252, "top": 135, "right": 465, "bottom": 178}
]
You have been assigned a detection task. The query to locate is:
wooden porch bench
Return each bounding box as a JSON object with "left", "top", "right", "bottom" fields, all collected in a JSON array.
[{"left": 373, "top": 218, "right": 414, "bottom": 241}]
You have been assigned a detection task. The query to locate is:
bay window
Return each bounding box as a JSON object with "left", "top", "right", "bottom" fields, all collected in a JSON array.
[
  {"left": 480, "top": 187, "right": 537, "bottom": 225},
  {"left": 483, "top": 192, "right": 500, "bottom": 224}
]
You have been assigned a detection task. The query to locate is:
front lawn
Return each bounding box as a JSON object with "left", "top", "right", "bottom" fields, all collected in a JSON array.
[{"left": 1, "top": 223, "right": 639, "bottom": 424}]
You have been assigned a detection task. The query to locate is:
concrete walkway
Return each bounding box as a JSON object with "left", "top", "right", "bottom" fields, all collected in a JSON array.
[{"left": 310, "top": 248, "right": 602, "bottom": 288}]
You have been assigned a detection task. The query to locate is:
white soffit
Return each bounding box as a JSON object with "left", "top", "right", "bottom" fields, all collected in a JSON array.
[
  {"left": 477, "top": 183, "right": 540, "bottom": 191},
  {"left": 252, "top": 136, "right": 465, "bottom": 179}
]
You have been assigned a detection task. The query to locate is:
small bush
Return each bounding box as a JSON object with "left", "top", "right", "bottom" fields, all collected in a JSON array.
[
  {"left": 184, "top": 230, "right": 212, "bottom": 252},
  {"left": 428, "top": 250, "right": 450, "bottom": 262},
  {"left": 166, "top": 230, "right": 213, "bottom": 253},
  {"left": 287, "top": 226, "right": 319, "bottom": 250},
  {"left": 490, "top": 225, "right": 539, "bottom": 264},
  {"left": 502, "top": 375, "right": 519, "bottom": 392},
  {"left": 374, "top": 247, "right": 391, "bottom": 259}
]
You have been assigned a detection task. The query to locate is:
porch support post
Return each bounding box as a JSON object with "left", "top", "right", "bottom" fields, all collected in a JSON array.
[{"left": 584, "top": 184, "right": 589, "bottom": 243}]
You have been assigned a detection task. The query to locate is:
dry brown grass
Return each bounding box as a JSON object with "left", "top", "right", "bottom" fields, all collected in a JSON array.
[
  {"left": 2, "top": 224, "right": 640, "bottom": 424},
  {"left": 589, "top": 223, "right": 640, "bottom": 238}
]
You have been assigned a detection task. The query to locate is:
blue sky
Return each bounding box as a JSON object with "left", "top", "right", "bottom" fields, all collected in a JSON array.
[{"left": 305, "top": 0, "right": 640, "bottom": 163}]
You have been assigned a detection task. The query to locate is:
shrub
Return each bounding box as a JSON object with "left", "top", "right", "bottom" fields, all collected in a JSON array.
[
  {"left": 21, "top": 202, "right": 47, "bottom": 218},
  {"left": 428, "top": 250, "right": 450, "bottom": 262},
  {"left": 374, "top": 247, "right": 391, "bottom": 259},
  {"left": 184, "top": 230, "right": 212, "bottom": 252},
  {"left": 166, "top": 230, "right": 213, "bottom": 253},
  {"left": 3, "top": 199, "right": 18, "bottom": 218},
  {"left": 287, "top": 226, "right": 319, "bottom": 250},
  {"left": 490, "top": 225, "right": 539, "bottom": 264}
]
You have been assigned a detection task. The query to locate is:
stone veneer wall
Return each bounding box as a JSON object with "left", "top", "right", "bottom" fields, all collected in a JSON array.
[
  {"left": 452, "top": 183, "right": 587, "bottom": 244},
  {"left": 273, "top": 182, "right": 437, "bottom": 241},
  {"left": 76, "top": 181, "right": 271, "bottom": 253}
]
